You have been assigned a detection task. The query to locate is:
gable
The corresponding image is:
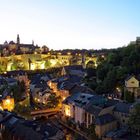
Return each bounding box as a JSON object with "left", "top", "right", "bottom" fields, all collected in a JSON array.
[{"left": 125, "top": 76, "right": 139, "bottom": 88}]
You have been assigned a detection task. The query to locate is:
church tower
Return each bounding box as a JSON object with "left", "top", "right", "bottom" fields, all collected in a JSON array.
[
  {"left": 17, "top": 34, "right": 20, "bottom": 44},
  {"left": 81, "top": 53, "right": 86, "bottom": 69}
]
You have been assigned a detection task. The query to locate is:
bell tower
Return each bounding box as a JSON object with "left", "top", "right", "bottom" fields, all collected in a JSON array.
[{"left": 17, "top": 34, "right": 20, "bottom": 45}]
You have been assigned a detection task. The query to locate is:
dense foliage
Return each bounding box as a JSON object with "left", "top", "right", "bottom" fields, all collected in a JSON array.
[{"left": 88, "top": 43, "right": 140, "bottom": 95}]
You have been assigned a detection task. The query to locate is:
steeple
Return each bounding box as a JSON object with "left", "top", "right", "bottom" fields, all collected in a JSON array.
[
  {"left": 61, "top": 67, "right": 67, "bottom": 76},
  {"left": 17, "top": 34, "right": 20, "bottom": 44},
  {"left": 81, "top": 53, "right": 86, "bottom": 69},
  {"left": 32, "top": 40, "right": 34, "bottom": 46}
]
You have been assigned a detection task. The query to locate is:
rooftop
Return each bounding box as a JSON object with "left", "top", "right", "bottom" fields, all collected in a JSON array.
[{"left": 95, "top": 113, "right": 116, "bottom": 125}]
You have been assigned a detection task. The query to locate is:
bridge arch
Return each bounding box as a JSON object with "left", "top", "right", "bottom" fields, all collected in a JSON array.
[{"left": 85, "top": 57, "right": 97, "bottom": 68}]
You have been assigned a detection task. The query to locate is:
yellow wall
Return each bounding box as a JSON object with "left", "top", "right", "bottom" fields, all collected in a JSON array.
[
  {"left": 2, "top": 96, "right": 15, "bottom": 111},
  {"left": 125, "top": 76, "right": 139, "bottom": 88},
  {"left": 95, "top": 121, "right": 117, "bottom": 139}
]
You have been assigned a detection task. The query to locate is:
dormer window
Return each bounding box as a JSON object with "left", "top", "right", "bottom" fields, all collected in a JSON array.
[
  {"left": 87, "top": 97, "right": 91, "bottom": 100},
  {"left": 81, "top": 95, "right": 85, "bottom": 98}
]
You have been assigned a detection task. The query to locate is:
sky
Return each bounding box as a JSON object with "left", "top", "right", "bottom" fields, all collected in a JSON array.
[{"left": 0, "top": 0, "right": 140, "bottom": 50}]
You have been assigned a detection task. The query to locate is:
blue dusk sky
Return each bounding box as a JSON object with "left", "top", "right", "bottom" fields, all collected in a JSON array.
[{"left": 0, "top": 0, "right": 140, "bottom": 50}]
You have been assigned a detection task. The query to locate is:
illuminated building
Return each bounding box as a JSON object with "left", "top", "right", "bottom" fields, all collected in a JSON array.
[{"left": 2, "top": 96, "right": 15, "bottom": 111}]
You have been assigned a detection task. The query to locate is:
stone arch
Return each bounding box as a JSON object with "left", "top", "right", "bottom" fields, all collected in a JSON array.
[
  {"left": 85, "top": 57, "right": 97, "bottom": 68},
  {"left": 86, "top": 60, "right": 95, "bottom": 68}
]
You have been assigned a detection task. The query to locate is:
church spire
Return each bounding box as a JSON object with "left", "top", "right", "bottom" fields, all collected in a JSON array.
[{"left": 17, "top": 34, "right": 20, "bottom": 44}]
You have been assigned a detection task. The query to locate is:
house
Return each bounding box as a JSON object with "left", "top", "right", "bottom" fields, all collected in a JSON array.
[
  {"left": 61, "top": 65, "right": 86, "bottom": 77},
  {"left": 38, "top": 123, "right": 65, "bottom": 140},
  {"left": 5, "top": 78, "right": 17, "bottom": 86},
  {"left": 113, "top": 102, "right": 132, "bottom": 126},
  {"left": 84, "top": 97, "right": 118, "bottom": 128},
  {"left": 124, "top": 75, "right": 140, "bottom": 100},
  {"left": 57, "top": 81, "right": 76, "bottom": 100},
  {"left": 30, "top": 73, "right": 51, "bottom": 91},
  {"left": 30, "top": 78, "right": 51, "bottom": 104},
  {"left": 0, "top": 77, "right": 7, "bottom": 89},
  {"left": 95, "top": 114, "right": 117, "bottom": 139},
  {"left": 62, "top": 93, "right": 94, "bottom": 124},
  {"left": 2, "top": 96, "right": 15, "bottom": 111},
  {"left": 0, "top": 111, "right": 43, "bottom": 140},
  {"left": 47, "top": 76, "right": 68, "bottom": 93},
  {"left": 47, "top": 74, "right": 83, "bottom": 95},
  {"left": 0, "top": 111, "right": 65, "bottom": 140},
  {"left": 62, "top": 93, "right": 120, "bottom": 139},
  {"left": 104, "top": 125, "right": 140, "bottom": 140},
  {"left": 32, "top": 89, "right": 51, "bottom": 104},
  {"left": 103, "top": 125, "right": 129, "bottom": 140}
]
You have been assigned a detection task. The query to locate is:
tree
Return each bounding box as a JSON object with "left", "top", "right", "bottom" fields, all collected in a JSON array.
[
  {"left": 47, "top": 94, "right": 61, "bottom": 108},
  {"left": 88, "top": 124, "right": 98, "bottom": 140},
  {"left": 11, "top": 81, "right": 26, "bottom": 102},
  {"left": 96, "top": 55, "right": 105, "bottom": 65},
  {"left": 124, "top": 90, "right": 134, "bottom": 103},
  {"left": 103, "top": 68, "right": 117, "bottom": 93},
  {"left": 129, "top": 103, "right": 140, "bottom": 135},
  {"left": 45, "top": 60, "right": 51, "bottom": 68},
  {"left": 107, "top": 53, "right": 120, "bottom": 66}
]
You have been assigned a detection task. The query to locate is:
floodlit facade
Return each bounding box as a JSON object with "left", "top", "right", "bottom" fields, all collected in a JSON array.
[{"left": 2, "top": 96, "right": 15, "bottom": 111}]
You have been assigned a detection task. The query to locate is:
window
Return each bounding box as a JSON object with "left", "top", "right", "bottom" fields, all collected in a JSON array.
[{"left": 122, "top": 119, "right": 125, "bottom": 123}]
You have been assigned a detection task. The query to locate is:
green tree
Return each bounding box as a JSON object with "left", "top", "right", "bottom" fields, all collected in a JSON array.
[
  {"left": 47, "top": 94, "right": 61, "bottom": 108},
  {"left": 45, "top": 60, "right": 51, "bottom": 68},
  {"left": 88, "top": 124, "right": 98, "bottom": 140},
  {"left": 107, "top": 53, "right": 120, "bottom": 66},
  {"left": 103, "top": 68, "right": 117, "bottom": 93},
  {"left": 97, "top": 60, "right": 114, "bottom": 80},
  {"left": 124, "top": 90, "right": 134, "bottom": 103},
  {"left": 11, "top": 81, "right": 26, "bottom": 102},
  {"left": 96, "top": 55, "right": 105, "bottom": 65}
]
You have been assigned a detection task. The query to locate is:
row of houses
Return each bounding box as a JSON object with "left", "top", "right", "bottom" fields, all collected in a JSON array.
[
  {"left": 61, "top": 92, "right": 134, "bottom": 139},
  {"left": 1, "top": 66, "right": 140, "bottom": 139},
  {"left": 0, "top": 111, "right": 65, "bottom": 140},
  {"left": 46, "top": 66, "right": 140, "bottom": 139},
  {"left": 0, "top": 71, "right": 30, "bottom": 111}
]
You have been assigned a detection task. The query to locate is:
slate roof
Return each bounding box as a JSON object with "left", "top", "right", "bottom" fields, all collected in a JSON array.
[
  {"left": 68, "top": 75, "right": 83, "bottom": 84},
  {"left": 104, "top": 99, "right": 119, "bottom": 107},
  {"left": 9, "top": 41, "right": 16, "bottom": 45},
  {"left": 6, "top": 78, "right": 17, "bottom": 83},
  {"left": 11, "top": 123, "right": 43, "bottom": 140},
  {"left": 0, "top": 111, "right": 63, "bottom": 140},
  {"left": 105, "top": 126, "right": 128, "bottom": 138},
  {"left": 59, "top": 81, "right": 76, "bottom": 90},
  {"left": 70, "top": 85, "right": 94, "bottom": 95},
  {"left": 56, "top": 75, "right": 83, "bottom": 89},
  {"left": 114, "top": 102, "right": 132, "bottom": 114},
  {"left": 85, "top": 105, "right": 102, "bottom": 117},
  {"left": 84, "top": 95, "right": 107, "bottom": 117},
  {"left": 64, "top": 65, "right": 84, "bottom": 72},
  {"left": 31, "top": 73, "right": 51, "bottom": 83},
  {"left": 39, "top": 123, "right": 59, "bottom": 138},
  {"left": 63, "top": 93, "right": 94, "bottom": 108},
  {"left": 95, "top": 113, "right": 116, "bottom": 125},
  {"left": 7, "top": 70, "right": 27, "bottom": 76},
  {"left": 0, "top": 77, "right": 7, "bottom": 85},
  {"left": 125, "top": 75, "right": 138, "bottom": 81}
]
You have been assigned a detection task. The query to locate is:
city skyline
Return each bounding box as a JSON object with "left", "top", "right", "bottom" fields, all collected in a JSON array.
[{"left": 0, "top": 0, "right": 140, "bottom": 50}]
